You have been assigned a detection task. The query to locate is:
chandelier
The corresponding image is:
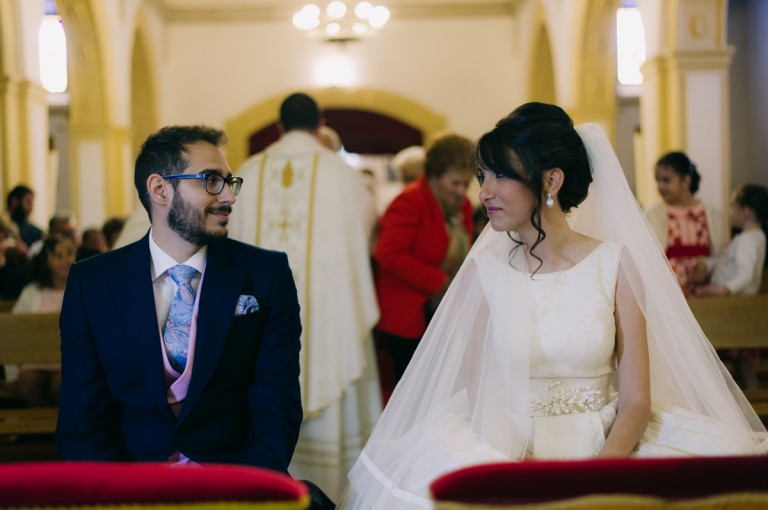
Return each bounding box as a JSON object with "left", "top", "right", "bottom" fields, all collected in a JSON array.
[{"left": 293, "top": 2, "right": 390, "bottom": 43}]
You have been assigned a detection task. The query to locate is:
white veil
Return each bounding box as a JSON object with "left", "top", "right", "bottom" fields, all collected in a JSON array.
[
  {"left": 569, "top": 125, "right": 765, "bottom": 437},
  {"left": 341, "top": 124, "right": 767, "bottom": 510}
]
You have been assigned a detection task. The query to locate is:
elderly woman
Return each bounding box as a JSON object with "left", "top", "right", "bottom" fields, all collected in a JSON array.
[{"left": 374, "top": 132, "right": 474, "bottom": 383}]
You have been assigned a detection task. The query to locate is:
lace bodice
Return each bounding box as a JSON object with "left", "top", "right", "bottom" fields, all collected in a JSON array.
[{"left": 522, "top": 242, "right": 621, "bottom": 379}]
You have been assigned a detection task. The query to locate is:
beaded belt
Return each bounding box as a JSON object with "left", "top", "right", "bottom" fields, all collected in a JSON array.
[{"left": 529, "top": 378, "right": 611, "bottom": 417}]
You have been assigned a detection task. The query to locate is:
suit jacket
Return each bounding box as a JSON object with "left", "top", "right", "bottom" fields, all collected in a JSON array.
[
  {"left": 56, "top": 233, "right": 303, "bottom": 472},
  {"left": 374, "top": 175, "right": 473, "bottom": 338}
]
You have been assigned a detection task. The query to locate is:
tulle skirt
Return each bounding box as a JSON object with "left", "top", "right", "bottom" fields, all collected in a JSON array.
[{"left": 341, "top": 390, "right": 761, "bottom": 510}]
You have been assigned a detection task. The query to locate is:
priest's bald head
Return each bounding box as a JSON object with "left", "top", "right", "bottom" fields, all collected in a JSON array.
[{"left": 279, "top": 92, "right": 321, "bottom": 132}]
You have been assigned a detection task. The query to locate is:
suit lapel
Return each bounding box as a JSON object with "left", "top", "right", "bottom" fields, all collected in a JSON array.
[
  {"left": 179, "top": 238, "right": 243, "bottom": 422},
  {"left": 112, "top": 234, "right": 175, "bottom": 418}
]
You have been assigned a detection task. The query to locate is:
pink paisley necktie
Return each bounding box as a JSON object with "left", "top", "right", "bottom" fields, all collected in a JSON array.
[{"left": 163, "top": 264, "right": 197, "bottom": 373}]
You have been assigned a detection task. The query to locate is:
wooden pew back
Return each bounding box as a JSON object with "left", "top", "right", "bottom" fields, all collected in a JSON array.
[
  {"left": 0, "top": 313, "right": 60, "bottom": 437},
  {"left": 688, "top": 295, "right": 768, "bottom": 420},
  {"left": 687, "top": 295, "right": 768, "bottom": 349},
  {"left": 0, "top": 313, "right": 61, "bottom": 364}
]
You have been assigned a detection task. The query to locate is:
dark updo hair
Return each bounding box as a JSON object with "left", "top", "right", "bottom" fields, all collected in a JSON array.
[
  {"left": 734, "top": 184, "right": 768, "bottom": 226},
  {"left": 473, "top": 102, "right": 592, "bottom": 270},
  {"left": 655, "top": 151, "right": 700, "bottom": 194}
]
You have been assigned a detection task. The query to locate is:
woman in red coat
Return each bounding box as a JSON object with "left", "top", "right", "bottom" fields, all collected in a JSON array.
[{"left": 374, "top": 132, "right": 475, "bottom": 382}]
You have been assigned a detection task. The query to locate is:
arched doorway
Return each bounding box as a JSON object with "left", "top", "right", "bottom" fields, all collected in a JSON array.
[
  {"left": 248, "top": 109, "right": 423, "bottom": 156},
  {"left": 226, "top": 87, "right": 447, "bottom": 172}
]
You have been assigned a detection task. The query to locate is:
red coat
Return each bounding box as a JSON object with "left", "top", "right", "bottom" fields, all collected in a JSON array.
[{"left": 374, "top": 175, "right": 474, "bottom": 338}]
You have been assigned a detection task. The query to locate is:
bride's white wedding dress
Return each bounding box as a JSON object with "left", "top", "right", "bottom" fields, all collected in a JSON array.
[
  {"left": 339, "top": 124, "right": 767, "bottom": 510},
  {"left": 343, "top": 241, "right": 763, "bottom": 509}
]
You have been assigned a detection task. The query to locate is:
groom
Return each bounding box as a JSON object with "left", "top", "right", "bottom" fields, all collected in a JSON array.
[{"left": 56, "top": 126, "right": 332, "bottom": 507}]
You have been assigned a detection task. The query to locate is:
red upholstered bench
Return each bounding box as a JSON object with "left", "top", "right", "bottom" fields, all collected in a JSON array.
[
  {"left": 0, "top": 461, "right": 309, "bottom": 509},
  {"left": 431, "top": 456, "right": 768, "bottom": 509}
]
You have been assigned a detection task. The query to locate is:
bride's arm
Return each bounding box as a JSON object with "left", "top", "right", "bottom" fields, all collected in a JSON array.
[{"left": 598, "top": 256, "right": 651, "bottom": 457}]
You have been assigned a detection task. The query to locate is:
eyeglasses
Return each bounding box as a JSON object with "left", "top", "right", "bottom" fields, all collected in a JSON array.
[{"left": 163, "top": 173, "right": 243, "bottom": 196}]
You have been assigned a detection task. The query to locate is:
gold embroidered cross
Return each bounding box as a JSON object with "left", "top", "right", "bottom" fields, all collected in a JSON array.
[
  {"left": 282, "top": 161, "right": 294, "bottom": 188},
  {"left": 274, "top": 215, "right": 296, "bottom": 236}
]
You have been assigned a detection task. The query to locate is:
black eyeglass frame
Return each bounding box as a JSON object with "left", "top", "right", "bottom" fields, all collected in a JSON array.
[{"left": 162, "top": 173, "right": 243, "bottom": 196}]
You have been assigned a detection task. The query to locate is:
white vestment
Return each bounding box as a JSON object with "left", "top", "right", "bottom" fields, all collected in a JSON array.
[{"left": 228, "top": 130, "right": 381, "bottom": 500}]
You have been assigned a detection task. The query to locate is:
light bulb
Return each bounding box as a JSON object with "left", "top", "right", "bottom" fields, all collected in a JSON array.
[
  {"left": 352, "top": 22, "right": 368, "bottom": 35},
  {"left": 355, "top": 2, "right": 373, "bottom": 19},
  {"left": 327, "top": 1, "right": 347, "bottom": 19},
  {"left": 293, "top": 4, "right": 320, "bottom": 30},
  {"left": 369, "top": 6, "right": 390, "bottom": 29}
]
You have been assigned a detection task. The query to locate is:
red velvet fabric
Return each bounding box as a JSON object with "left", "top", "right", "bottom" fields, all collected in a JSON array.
[
  {"left": 0, "top": 462, "right": 308, "bottom": 507},
  {"left": 430, "top": 457, "right": 768, "bottom": 504}
]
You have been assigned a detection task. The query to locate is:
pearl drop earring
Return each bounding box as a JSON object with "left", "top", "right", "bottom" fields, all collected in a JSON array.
[{"left": 545, "top": 192, "right": 554, "bottom": 209}]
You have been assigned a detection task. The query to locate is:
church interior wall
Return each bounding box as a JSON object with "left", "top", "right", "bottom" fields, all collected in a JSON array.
[
  {"left": 161, "top": 16, "right": 525, "bottom": 140},
  {"left": 728, "top": 0, "right": 768, "bottom": 189},
  {"left": 2, "top": 0, "right": 767, "bottom": 227}
]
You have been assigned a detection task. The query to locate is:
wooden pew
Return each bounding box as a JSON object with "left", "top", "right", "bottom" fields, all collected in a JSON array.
[
  {"left": 687, "top": 294, "right": 768, "bottom": 365},
  {"left": 687, "top": 295, "right": 768, "bottom": 349},
  {"left": 687, "top": 295, "right": 768, "bottom": 419},
  {"left": 0, "top": 313, "right": 60, "bottom": 437}
]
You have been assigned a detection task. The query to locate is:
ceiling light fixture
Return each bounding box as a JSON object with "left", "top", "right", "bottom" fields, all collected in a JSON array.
[{"left": 293, "top": 1, "right": 390, "bottom": 43}]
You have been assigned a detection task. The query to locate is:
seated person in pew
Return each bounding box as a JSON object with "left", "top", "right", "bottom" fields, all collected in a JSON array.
[
  {"left": 689, "top": 183, "right": 768, "bottom": 390},
  {"left": 690, "top": 184, "right": 767, "bottom": 297},
  {"left": 339, "top": 103, "right": 768, "bottom": 510},
  {"left": 11, "top": 234, "right": 75, "bottom": 406},
  {"left": 56, "top": 125, "right": 333, "bottom": 510}
]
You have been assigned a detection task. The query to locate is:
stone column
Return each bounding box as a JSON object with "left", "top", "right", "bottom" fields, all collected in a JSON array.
[
  {"left": 638, "top": 0, "right": 732, "bottom": 240},
  {"left": 0, "top": 76, "right": 51, "bottom": 225},
  {"left": 68, "top": 124, "right": 133, "bottom": 229}
]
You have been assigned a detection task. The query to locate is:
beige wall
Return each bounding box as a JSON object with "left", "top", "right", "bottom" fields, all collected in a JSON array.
[{"left": 161, "top": 17, "right": 526, "bottom": 139}]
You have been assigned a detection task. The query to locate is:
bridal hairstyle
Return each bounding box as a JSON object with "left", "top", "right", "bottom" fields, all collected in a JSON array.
[{"left": 473, "top": 103, "right": 592, "bottom": 268}]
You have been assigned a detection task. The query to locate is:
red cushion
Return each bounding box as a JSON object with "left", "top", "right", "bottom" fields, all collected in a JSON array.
[
  {"left": 431, "top": 456, "right": 768, "bottom": 504},
  {"left": 0, "top": 462, "right": 308, "bottom": 507}
]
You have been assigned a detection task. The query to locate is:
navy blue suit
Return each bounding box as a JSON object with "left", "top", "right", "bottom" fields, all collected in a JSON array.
[{"left": 56, "top": 233, "right": 303, "bottom": 472}]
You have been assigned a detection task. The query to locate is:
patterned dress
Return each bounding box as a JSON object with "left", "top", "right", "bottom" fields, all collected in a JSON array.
[{"left": 664, "top": 201, "right": 711, "bottom": 291}]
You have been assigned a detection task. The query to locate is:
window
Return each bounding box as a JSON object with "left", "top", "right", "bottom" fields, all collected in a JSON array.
[
  {"left": 616, "top": 2, "right": 646, "bottom": 91},
  {"left": 39, "top": 1, "right": 68, "bottom": 93}
]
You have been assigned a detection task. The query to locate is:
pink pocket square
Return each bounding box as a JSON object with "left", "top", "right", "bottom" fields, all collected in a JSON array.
[{"left": 234, "top": 295, "right": 259, "bottom": 316}]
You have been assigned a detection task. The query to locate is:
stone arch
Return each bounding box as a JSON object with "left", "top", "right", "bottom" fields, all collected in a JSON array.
[
  {"left": 570, "top": 0, "right": 619, "bottom": 133},
  {"left": 57, "top": 0, "right": 132, "bottom": 222},
  {"left": 0, "top": 1, "right": 26, "bottom": 194},
  {"left": 58, "top": 0, "right": 109, "bottom": 128},
  {"left": 131, "top": 7, "right": 158, "bottom": 159},
  {"left": 225, "top": 88, "right": 447, "bottom": 171},
  {"left": 527, "top": 5, "right": 556, "bottom": 104}
]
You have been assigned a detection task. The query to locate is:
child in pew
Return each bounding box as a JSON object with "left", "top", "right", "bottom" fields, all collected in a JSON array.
[
  {"left": 691, "top": 184, "right": 767, "bottom": 297},
  {"left": 11, "top": 235, "right": 75, "bottom": 406},
  {"left": 690, "top": 184, "right": 768, "bottom": 389}
]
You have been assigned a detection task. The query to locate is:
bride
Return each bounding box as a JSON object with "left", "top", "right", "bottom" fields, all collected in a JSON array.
[{"left": 339, "top": 102, "right": 767, "bottom": 510}]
